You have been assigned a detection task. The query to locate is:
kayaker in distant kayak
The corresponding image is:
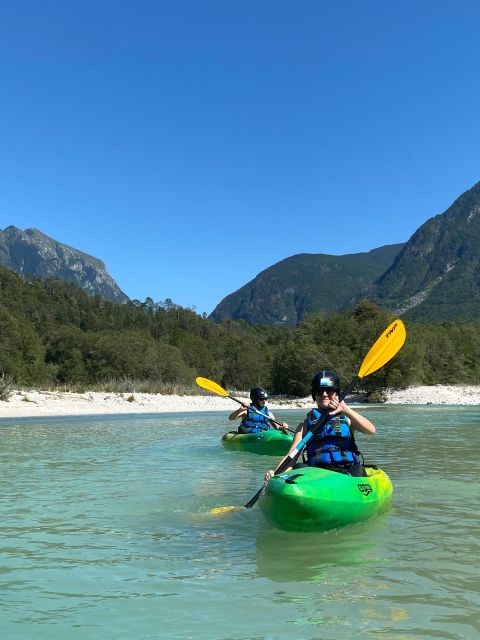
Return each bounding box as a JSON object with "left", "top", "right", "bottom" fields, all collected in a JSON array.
[
  {"left": 229, "top": 387, "right": 289, "bottom": 434},
  {"left": 264, "top": 370, "right": 375, "bottom": 479}
]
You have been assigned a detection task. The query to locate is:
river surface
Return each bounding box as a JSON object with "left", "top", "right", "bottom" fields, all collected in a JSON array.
[{"left": 0, "top": 406, "right": 479, "bottom": 640}]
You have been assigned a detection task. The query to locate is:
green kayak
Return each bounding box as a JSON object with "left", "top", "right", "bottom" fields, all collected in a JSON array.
[
  {"left": 258, "top": 465, "right": 393, "bottom": 531},
  {"left": 221, "top": 430, "right": 294, "bottom": 456}
]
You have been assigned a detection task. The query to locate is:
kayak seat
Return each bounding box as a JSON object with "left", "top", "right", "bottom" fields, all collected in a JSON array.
[
  {"left": 293, "top": 462, "right": 368, "bottom": 477},
  {"left": 329, "top": 464, "right": 368, "bottom": 477}
]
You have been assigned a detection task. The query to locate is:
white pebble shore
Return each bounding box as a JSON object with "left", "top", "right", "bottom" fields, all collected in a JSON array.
[{"left": 0, "top": 385, "right": 478, "bottom": 418}]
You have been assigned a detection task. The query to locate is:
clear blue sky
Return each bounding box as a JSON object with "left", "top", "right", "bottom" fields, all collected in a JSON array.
[{"left": 1, "top": 1, "right": 479, "bottom": 314}]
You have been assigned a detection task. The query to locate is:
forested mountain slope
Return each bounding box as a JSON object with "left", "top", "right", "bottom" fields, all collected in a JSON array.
[
  {"left": 210, "top": 244, "right": 403, "bottom": 326},
  {"left": 2, "top": 268, "right": 480, "bottom": 396},
  {"left": 366, "top": 181, "right": 480, "bottom": 320}
]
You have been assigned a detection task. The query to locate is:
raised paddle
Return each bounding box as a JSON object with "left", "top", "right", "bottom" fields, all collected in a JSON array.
[
  {"left": 208, "top": 318, "right": 406, "bottom": 514},
  {"left": 195, "top": 377, "right": 293, "bottom": 432},
  {"left": 243, "top": 318, "right": 406, "bottom": 509}
]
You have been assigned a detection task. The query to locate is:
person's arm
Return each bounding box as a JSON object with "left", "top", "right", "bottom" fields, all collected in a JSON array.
[
  {"left": 229, "top": 405, "right": 248, "bottom": 421},
  {"left": 328, "top": 398, "right": 375, "bottom": 435},
  {"left": 268, "top": 410, "right": 289, "bottom": 431},
  {"left": 343, "top": 403, "right": 375, "bottom": 435},
  {"left": 264, "top": 419, "right": 305, "bottom": 480}
]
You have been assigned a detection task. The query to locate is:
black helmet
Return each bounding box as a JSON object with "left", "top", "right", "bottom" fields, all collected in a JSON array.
[
  {"left": 250, "top": 387, "right": 268, "bottom": 402},
  {"left": 311, "top": 370, "right": 340, "bottom": 401}
]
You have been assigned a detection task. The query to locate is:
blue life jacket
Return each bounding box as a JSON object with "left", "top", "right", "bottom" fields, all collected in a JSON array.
[
  {"left": 303, "top": 408, "right": 361, "bottom": 466},
  {"left": 240, "top": 406, "right": 271, "bottom": 433}
]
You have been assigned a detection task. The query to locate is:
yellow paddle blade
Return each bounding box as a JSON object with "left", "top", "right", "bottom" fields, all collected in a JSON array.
[
  {"left": 195, "top": 376, "right": 229, "bottom": 397},
  {"left": 358, "top": 319, "right": 406, "bottom": 379},
  {"left": 208, "top": 505, "right": 243, "bottom": 515}
]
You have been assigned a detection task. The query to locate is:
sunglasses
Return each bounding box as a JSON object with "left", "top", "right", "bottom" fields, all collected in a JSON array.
[{"left": 316, "top": 388, "right": 337, "bottom": 396}]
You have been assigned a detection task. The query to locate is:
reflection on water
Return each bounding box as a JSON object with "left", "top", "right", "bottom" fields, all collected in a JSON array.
[
  {"left": 255, "top": 514, "right": 391, "bottom": 584},
  {"left": 0, "top": 407, "right": 479, "bottom": 640}
]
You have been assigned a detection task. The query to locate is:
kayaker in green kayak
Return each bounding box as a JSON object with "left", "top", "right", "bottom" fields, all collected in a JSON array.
[
  {"left": 229, "top": 387, "right": 289, "bottom": 434},
  {"left": 265, "top": 370, "right": 375, "bottom": 479}
]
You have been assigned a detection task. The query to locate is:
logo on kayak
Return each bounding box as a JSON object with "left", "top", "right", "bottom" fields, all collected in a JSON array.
[{"left": 357, "top": 483, "right": 373, "bottom": 496}]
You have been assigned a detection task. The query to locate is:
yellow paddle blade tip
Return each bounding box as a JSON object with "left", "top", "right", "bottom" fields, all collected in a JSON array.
[
  {"left": 208, "top": 506, "right": 243, "bottom": 515},
  {"left": 358, "top": 319, "right": 407, "bottom": 378},
  {"left": 195, "top": 377, "right": 229, "bottom": 397}
]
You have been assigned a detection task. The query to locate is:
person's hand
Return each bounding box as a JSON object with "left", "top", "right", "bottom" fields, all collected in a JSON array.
[
  {"left": 264, "top": 469, "right": 275, "bottom": 482},
  {"left": 328, "top": 397, "right": 345, "bottom": 416},
  {"left": 281, "top": 422, "right": 289, "bottom": 433}
]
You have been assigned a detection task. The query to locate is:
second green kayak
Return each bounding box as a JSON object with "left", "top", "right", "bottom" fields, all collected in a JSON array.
[
  {"left": 221, "top": 430, "right": 294, "bottom": 456},
  {"left": 258, "top": 465, "right": 393, "bottom": 531}
]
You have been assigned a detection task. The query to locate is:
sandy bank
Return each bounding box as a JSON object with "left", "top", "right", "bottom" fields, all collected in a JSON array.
[
  {"left": 0, "top": 390, "right": 311, "bottom": 419},
  {"left": 0, "top": 385, "right": 478, "bottom": 418},
  {"left": 383, "top": 385, "right": 480, "bottom": 405}
]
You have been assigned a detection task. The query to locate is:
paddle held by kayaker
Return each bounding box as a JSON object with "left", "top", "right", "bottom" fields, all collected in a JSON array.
[
  {"left": 264, "top": 370, "right": 375, "bottom": 480},
  {"left": 229, "top": 387, "right": 289, "bottom": 434}
]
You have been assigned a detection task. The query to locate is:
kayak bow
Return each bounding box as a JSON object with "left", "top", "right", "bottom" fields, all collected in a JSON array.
[
  {"left": 222, "top": 430, "right": 294, "bottom": 456},
  {"left": 258, "top": 465, "right": 393, "bottom": 531}
]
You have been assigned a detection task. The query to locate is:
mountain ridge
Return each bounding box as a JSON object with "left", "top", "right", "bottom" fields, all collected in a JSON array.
[
  {"left": 365, "top": 180, "right": 480, "bottom": 320},
  {"left": 211, "top": 179, "right": 480, "bottom": 325},
  {"left": 210, "top": 243, "right": 404, "bottom": 326},
  {"left": 0, "top": 226, "right": 129, "bottom": 304}
]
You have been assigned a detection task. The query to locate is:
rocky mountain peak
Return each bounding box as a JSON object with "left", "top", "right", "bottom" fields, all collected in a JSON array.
[{"left": 0, "top": 226, "right": 129, "bottom": 304}]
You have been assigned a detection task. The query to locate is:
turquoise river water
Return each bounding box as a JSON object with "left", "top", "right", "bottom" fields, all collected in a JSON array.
[{"left": 0, "top": 406, "right": 479, "bottom": 640}]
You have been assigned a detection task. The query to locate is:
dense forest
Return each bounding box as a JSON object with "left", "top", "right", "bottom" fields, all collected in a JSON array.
[{"left": 1, "top": 267, "right": 480, "bottom": 399}]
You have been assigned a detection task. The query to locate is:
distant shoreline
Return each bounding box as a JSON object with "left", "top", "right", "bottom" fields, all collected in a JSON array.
[{"left": 0, "top": 385, "right": 478, "bottom": 419}]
